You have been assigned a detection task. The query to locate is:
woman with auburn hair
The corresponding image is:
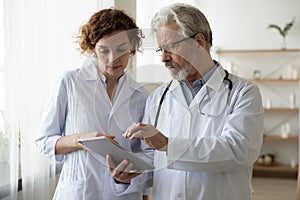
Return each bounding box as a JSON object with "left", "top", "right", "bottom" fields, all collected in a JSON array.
[{"left": 35, "top": 8, "right": 152, "bottom": 200}]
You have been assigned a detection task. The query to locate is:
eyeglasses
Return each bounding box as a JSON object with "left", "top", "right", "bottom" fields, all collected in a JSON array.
[{"left": 155, "top": 34, "right": 197, "bottom": 56}]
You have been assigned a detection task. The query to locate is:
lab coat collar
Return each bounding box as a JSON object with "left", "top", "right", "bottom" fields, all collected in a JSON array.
[
  {"left": 113, "top": 74, "right": 146, "bottom": 112},
  {"left": 77, "top": 57, "right": 143, "bottom": 93},
  {"left": 168, "top": 80, "right": 190, "bottom": 109},
  {"left": 78, "top": 59, "right": 146, "bottom": 112},
  {"left": 168, "top": 79, "right": 180, "bottom": 91},
  {"left": 205, "top": 65, "right": 226, "bottom": 92},
  {"left": 77, "top": 57, "right": 98, "bottom": 80},
  {"left": 190, "top": 65, "right": 226, "bottom": 108},
  {"left": 167, "top": 63, "right": 225, "bottom": 91},
  {"left": 167, "top": 64, "right": 226, "bottom": 108},
  {"left": 121, "top": 73, "right": 147, "bottom": 94}
]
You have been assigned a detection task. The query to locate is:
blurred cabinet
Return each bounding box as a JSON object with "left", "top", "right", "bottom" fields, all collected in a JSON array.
[{"left": 217, "top": 48, "right": 300, "bottom": 179}]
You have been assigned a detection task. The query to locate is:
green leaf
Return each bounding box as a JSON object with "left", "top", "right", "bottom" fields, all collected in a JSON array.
[
  {"left": 267, "top": 17, "right": 295, "bottom": 37},
  {"left": 283, "top": 17, "right": 295, "bottom": 35},
  {"left": 267, "top": 24, "right": 284, "bottom": 37}
]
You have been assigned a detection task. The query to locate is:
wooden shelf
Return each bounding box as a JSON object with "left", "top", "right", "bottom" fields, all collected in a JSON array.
[
  {"left": 263, "top": 135, "right": 299, "bottom": 142},
  {"left": 264, "top": 107, "right": 299, "bottom": 112},
  {"left": 253, "top": 164, "right": 298, "bottom": 179},
  {"left": 250, "top": 78, "right": 299, "bottom": 82},
  {"left": 217, "top": 48, "right": 300, "bottom": 179},
  {"left": 216, "top": 49, "right": 300, "bottom": 53}
]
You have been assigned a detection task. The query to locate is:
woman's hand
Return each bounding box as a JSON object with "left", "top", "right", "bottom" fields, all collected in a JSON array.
[
  {"left": 55, "top": 132, "right": 115, "bottom": 155},
  {"left": 106, "top": 154, "right": 143, "bottom": 184}
]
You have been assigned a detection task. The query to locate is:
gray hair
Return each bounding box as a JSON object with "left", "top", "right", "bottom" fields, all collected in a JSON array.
[{"left": 151, "top": 3, "right": 212, "bottom": 48}]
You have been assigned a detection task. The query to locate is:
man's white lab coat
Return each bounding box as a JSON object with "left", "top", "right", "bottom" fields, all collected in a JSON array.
[{"left": 143, "top": 66, "right": 264, "bottom": 200}]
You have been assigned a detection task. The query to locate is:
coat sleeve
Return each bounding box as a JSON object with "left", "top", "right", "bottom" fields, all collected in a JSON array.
[
  {"left": 110, "top": 145, "right": 153, "bottom": 196},
  {"left": 167, "top": 83, "right": 264, "bottom": 172},
  {"left": 110, "top": 131, "right": 154, "bottom": 196},
  {"left": 35, "top": 73, "right": 68, "bottom": 162},
  {"left": 111, "top": 87, "right": 154, "bottom": 196}
]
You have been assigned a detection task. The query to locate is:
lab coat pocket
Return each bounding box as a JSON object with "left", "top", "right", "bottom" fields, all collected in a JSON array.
[{"left": 54, "top": 180, "right": 85, "bottom": 200}]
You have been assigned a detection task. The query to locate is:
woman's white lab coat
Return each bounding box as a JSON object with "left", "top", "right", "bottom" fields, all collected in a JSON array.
[
  {"left": 35, "top": 59, "right": 152, "bottom": 200},
  {"left": 143, "top": 66, "right": 264, "bottom": 200}
]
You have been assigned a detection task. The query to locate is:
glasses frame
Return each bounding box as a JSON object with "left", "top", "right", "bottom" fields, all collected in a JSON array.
[{"left": 155, "top": 33, "right": 198, "bottom": 56}]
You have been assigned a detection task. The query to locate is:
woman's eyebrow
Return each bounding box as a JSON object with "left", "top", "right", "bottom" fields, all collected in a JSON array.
[
  {"left": 117, "top": 42, "right": 129, "bottom": 47},
  {"left": 96, "top": 42, "right": 128, "bottom": 48},
  {"left": 96, "top": 45, "right": 108, "bottom": 49}
]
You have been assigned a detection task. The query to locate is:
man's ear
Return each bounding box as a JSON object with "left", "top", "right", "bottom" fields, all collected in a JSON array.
[{"left": 194, "top": 33, "right": 206, "bottom": 47}]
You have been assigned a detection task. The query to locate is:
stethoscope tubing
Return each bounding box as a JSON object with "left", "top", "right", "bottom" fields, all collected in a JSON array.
[
  {"left": 154, "top": 80, "right": 173, "bottom": 128},
  {"left": 154, "top": 70, "right": 232, "bottom": 126}
]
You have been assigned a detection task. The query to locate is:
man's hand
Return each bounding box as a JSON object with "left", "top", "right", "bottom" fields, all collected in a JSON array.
[
  {"left": 123, "top": 123, "right": 168, "bottom": 151},
  {"left": 106, "top": 154, "right": 142, "bottom": 183}
]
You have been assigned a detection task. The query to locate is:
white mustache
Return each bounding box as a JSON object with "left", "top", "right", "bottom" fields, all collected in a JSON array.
[{"left": 165, "top": 61, "right": 181, "bottom": 68}]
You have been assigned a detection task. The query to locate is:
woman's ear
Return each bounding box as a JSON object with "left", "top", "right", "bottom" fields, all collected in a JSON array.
[
  {"left": 129, "top": 42, "right": 135, "bottom": 55},
  {"left": 90, "top": 51, "right": 98, "bottom": 62}
]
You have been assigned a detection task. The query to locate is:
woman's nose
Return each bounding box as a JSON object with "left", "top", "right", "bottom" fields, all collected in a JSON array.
[{"left": 108, "top": 51, "right": 120, "bottom": 63}]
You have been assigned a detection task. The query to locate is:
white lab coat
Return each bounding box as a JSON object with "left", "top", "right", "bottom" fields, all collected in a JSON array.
[
  {"left": 35, "top": 58, "right": 152, "bottom": 200},
  {"left": 143, "top": 66, "right": 264, "bottom": 200}
]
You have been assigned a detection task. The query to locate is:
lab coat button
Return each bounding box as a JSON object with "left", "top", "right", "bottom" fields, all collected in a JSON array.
[{"left": 176, "top": 193, "right": 184, "bottom": 198}]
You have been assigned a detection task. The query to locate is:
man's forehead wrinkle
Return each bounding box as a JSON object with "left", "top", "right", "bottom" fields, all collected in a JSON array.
[
  {"left": 158, "top": 28, "right": 182, "bottom": 37},
  {"left": 157, "top": 28, "right": 184, "bottom": 45}
]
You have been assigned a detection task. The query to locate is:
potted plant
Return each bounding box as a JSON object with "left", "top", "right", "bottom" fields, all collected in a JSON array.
[{"left": 267, "top": 17, "right": 295, "bottom": 49}]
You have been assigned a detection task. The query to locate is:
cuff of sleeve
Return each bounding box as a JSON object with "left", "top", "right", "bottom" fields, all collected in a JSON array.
[
  {"left": 111, "top": 177, "right": 130, "bottom": 194},
  {"left": 168, "top": 137, "right": 191, "bottom": 161},
  {"left": 142, "top": 187, "right": 152, "bottom": 196},
  {"left": 51, "top": 135, "right": 64, "bottom": 162},
  {"left": 113, "top": 178, "right": 130, "bottom": 185}
]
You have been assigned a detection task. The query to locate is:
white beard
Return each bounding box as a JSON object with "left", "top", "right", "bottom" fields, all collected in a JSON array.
[{"left": 170, "top": 67, "right": 189, "bottom": 80}]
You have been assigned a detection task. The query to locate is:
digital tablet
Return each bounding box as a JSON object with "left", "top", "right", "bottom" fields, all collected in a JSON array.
[{"left": 78, "top": 136, "right": 154, "bottom": 171}]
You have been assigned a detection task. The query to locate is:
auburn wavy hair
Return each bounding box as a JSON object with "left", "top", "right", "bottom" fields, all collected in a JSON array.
[{"left": 77, "top": 8, "right": 143, "bottom": 55}]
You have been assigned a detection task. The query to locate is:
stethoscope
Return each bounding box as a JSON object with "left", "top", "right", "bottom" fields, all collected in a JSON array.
[{"left": 154, "top": 69, "right": 232, "bottom": 128}]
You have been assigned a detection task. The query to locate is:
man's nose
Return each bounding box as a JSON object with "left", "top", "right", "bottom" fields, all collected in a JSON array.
[{"left": 161, "top": 50, "right": 172, "bottom": 62}]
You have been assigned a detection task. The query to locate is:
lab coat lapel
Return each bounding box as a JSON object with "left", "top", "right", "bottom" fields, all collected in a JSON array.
[
  {"left": 77, "top": 57, "right": 98, "bottom": 81},
  {"left": 190, "top": 66, "right": 225, "bottom": 108},
  {"left": 168, "top": 80, "right": 189, "bottom": 110},
  {"left": 112, "top": 74, "right": 140, "bottom": 112},
  {"left": 77, "top": 58, "right": 111, "bottom": 108},
  {"left": 167, "top": 80, "right": 191, "bottom": 139},
  {"left": 206, "top": 66, "right": 226, "bottom": 91}
]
